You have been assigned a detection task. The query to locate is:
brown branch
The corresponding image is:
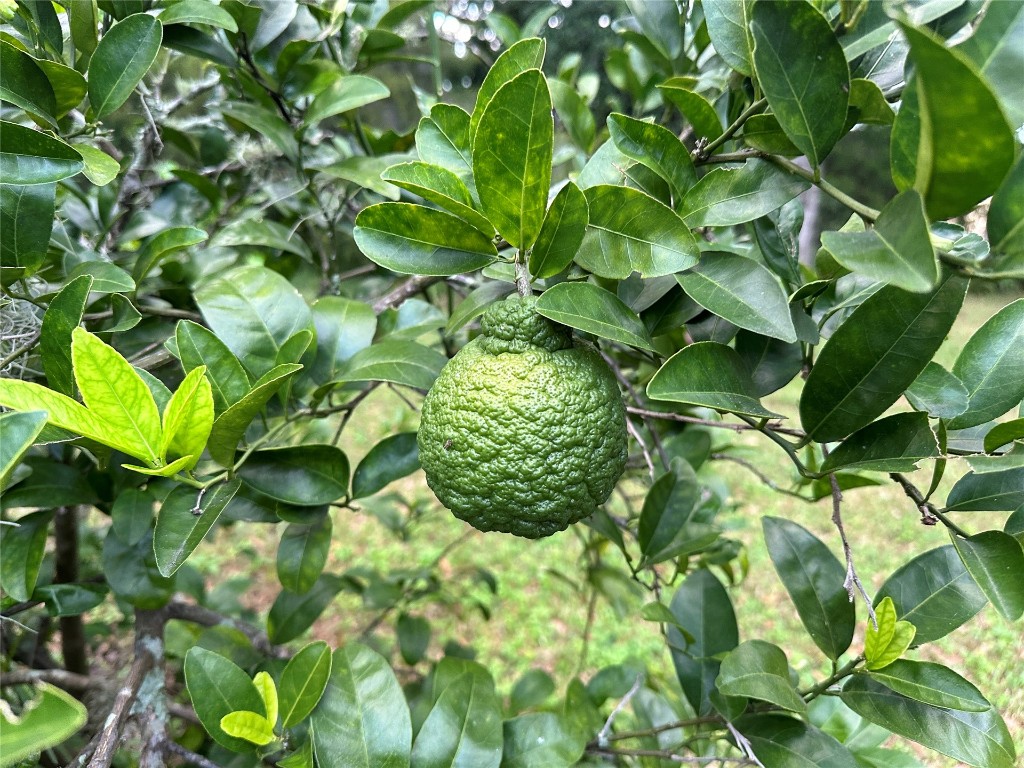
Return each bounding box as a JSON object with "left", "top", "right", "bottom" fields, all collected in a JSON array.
[
  {"left": 0, "top": 667, "right": 94, "bottom": 690},
  {"left": 710, "top": 453, "right": 809, "bottom": 500},
  {"left": 824, "top": 449, "right": 876, "bottom": 629},
  {"left": 163, "top": 741, "right": 222, "bottom": 768},
  {"left": 588, "top": 747, "right": 756, "bottom": 765},
  {"left": 55, "top": 507, "right": 88, "bottom": 675},
  {"left": 889, "top": 472, "right": 970, "bottom": 537},
  {"left": 627, "top": 406, "right": 804, "bottom": 437},
  {"left": 371, "top": 275, "right": 443, "bottom": 315},
  {"left": 165, "top": 599, "right": 286, "bottom": 658}
]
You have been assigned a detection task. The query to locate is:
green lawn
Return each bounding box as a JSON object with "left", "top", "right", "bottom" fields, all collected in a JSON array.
[{"left": 193, "top": 291, "right": 1022, "bottom": 763}]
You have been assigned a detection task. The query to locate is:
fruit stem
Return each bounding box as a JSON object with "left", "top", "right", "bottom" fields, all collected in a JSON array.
[{"left": 514, "top": 257, "right": 532, "bottom": 297}]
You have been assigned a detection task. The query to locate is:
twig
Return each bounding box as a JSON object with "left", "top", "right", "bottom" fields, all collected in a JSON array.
[
  {"left": 726, "top": 721, "right": 766, "bottom": 768},
  {"left": 163, "top": 741, "right": 222, "bottom": 768},
  {"left": 603, "top": 353, "right": 670, "bottom": 469},
  {"left": 165, "top": 599, "right": 286, "bottom": 658},
  {"left": 889, "top": 472, "right": 970, "bottom": 537},
  {"left": 628, "top": 407, "right": 804, "bottom": 437},
  {"left": 589, "top": 746, "right": 756, "bottom": 765},
  {"left": 825, "top": 450, "right": 876, "bottom": 629},
  {"left": 371, "top": 275, "right": 443, "bottom": 314},
  {"left": 696, "top": 98, "right": 768, "bottom": 159},
  {"left": 576, "top": 587, "right": 599, "bottom": 676},
  {"left": 710, "top": 453, "right": 809, "bottom": 500},
  {"left": 605, "top": 714, "right": 723, "bottom": 742},
  {"left": 514, "top": 259, "right": 532, "bottom": 297},
  {"left": 0, "top": 331, "right": 40, "bottom": 371},
  {"left": 596, "top": 673, "right": 645, "bottom": 746},
  {"left": 0, "top": 667, "right": 94, "bottom": 690},
  {"left": 627, "top": 418, "right": 657, "bottom": 481}
]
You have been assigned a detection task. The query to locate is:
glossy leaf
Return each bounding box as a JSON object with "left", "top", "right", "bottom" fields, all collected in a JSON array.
[
  {"left": 905, "top": 362, "right": 969, "bottom": 419},
  {"left": 0, "top": 182, "right": 55, "bottom": 271},
  {"left": 470, "top": 38, "right": 545, "bottom": 142},
  {"left": 875, "top": 545, "right": 987, "bottom": 645},
  {"left": 0, "top": 411, "right": 46, "bottom": 492},
  {"left": 717, "top": 640, "right": 806, "bottom": 712},
  {"left": 947, "top": 466, "right": 1024, "bottom": 511},
  {"left": 984, "top": 419, "right": 1024, "bottom": 453},
  {"left": 820, "top": 412, "right": 939, "bottom": 474},
  {"left": 352, "top": 432, "right": 420, "bottom": 499},
  {"left": 762, "top": 517, "right": 855, "bottom": 661},
  {"left": 220, "top": 710, "right": 275, "bottom": 746},
  {"left": 648, "top": 342, "right": 782, "bottom": 419},
  {"left": 133, "top": 226, "right": 207, "bottom": 283},
  {"left": 703, "top": 0, "right": 754, "bottom": 75},
  {"left": 381, "top": 162, "right": 492, "bottom": 234},
  {"left": 158, "top": 0, "right": 238, "bottom": 31},
  {"left": 668, "top": 569, "right": 739, "bottom": 716},
  {"left": 951, "top": 530, "right": 1024, "bottom": 620},
  {"left": 0, "top": 121, "right": 83, "bottom": 184},
  {"left": 842, "top": 676, "right": 1015, "bottom": 768},
  {"left": 868, "top": 659, "right": 989, "bottom": 712},
  {"left": 184, "top": 647, "right": 265, "bottom": 753},
  {"left": 608, "top": 113, "right": 696, "bottom": 207},
  {"left": 658, "top": 83, "right": 723, "bottom": 142},
  {"left": 277, "top": 517, "right": 332, "bottom": 595},
  {"left": 751, "top": 0, "right": 849, "bottom": 167},
  {"left": 681, "top": 159, "right": 810, "bottom": 227},
  {"left": 0, "top": 683, "right": 87, "bottom": 766},
  {"left": 280, "top": 640, "right": 333, "bottom": 729},
  {"left": 238, "top": 445, "right": 349, "bottom": 506},
  {"left": 820, "top": 191, "right": 938, "bottom": 293},
  {"left": 473, "top": 69, "right": 552, "bottom": 251},
  {"left": 577, "top": 184, "right": 698, "bottom": 279},
  {"left": 310, "top": 644, "right": 413, "bottom": 768},
  {"left": 735, "top": 331, "right": 803, "bottom": 396},
  {"left": 500, "top": 712, "right": 584, "bottom": 768},
  {"left": 160, "top": 366, "right": 214, "bottom": 469},
  {"left": 958, "top": 0, "right": 1024, "bottom": 129},
  {"left": 737, "top": 714, "right": 857, "bottom": 768},
  {"left": 864, "top": 596, "right": 916, "bottom": 671},
  {"left": 529, "top": 182, "right": 588, "bottom": 279},
  {"left": 800, "top": 274, "right": 967, "bottom": 442},
  {"left": 988, "top": 155, "right": 1024, "bottom": 258},
  {"left": 268, "top": 575, "right": 345, "bottom": 644},
  {"left": 0, "top": 510, "right": 52, "bottom": 601},
  {"left": 175, "top": 320, "right": 251, "bottom": 415},
  {"left": 354, "top": 203, "right": 497, "bottom": 276},
  {"left": 306, "top": 75, "right": 390, "bottom": 125},
  {"left": 638, "top": 458, "right": 701, "bottom": 567},
  {"left": 39, "top": 275, "right": 93, "bottom": 397},
  {"left": 333, "top": 340, "right": 447, "bottom": 390},
  {"left": 153, "top": 479, "right": 240, "bottom": 577},
  {"left": 676, "top": 251, "right": 797, "bottom": 342},
  {"left": 307, "top": 297, "right": 376, "bottom": 385},
  {"left": 416, "top": 104, "right": 474, "bottom": 184},
  {"left": 88, "top": 14, "right": 162, "bottom": 118},
  {"left": 0, "top": 40, "right": 57, "bottom": 125},
  {"left": 948, "top": 299, "right": 1024, "bottom": 429},
  {"left": 535, "top": 281, "right": 655, "bottom": 351}
]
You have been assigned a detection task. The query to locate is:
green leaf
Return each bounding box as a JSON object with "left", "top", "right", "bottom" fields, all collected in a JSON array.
[
  {"left": 122, "top": 454, "right": 195, "bottom": 478},
  {"left": 0, "top": 121, "right": 83, "bottom": 184},
  {"left": 669, "top": 569, "right": 739, "bottom": 716},
  {"left": 184, "top": 646, "right": 266, "bottom": 753},
  {"left": 638, "top": 458, "right": 710, "bottom": 567},
  {"left": 194, "top": 265, "right": 313, "bottom": 380},
  {"left": 751, "top": 0, "right": 850, "bottom": 167},
  {"left": 239, "top": 445, "right": 349, "bottom": 506},
  {"left": 133, "top": 226, "right": 207, "bottom": 283},
  {"left": 529, "top": 182, "right": 588, "bottom": 279},
  {"left": 396, "top": 613, "right": 430, "bottom": 667},
  {"left": 319, "top": 154, "right": 401, "bottom": 201},
  {"left": 864, "top": 597, "right": 916, "bottom": 671},
  {"left": 70, "top": 0, "right": 99, "bottom": 54},
  {"left": 842, "top": 676, "right": 1015, "bottom": 768},
  {"left": 0, "top": 510, "right": 52, "bottom": 602},
  {"left": 984, "top": 419, "right": 1024, "bottom": 453},
  {"left": 71, "top": 328, "right": 162, "bottom": 465},
  {"left": 280, "top": 640, "right": 333, "bottom": 729},
  {"left": 876, "top": 545, "right": 987, "bottom": 644},
  {"left": 800, "top": 274, "right": 968, "bottom": 442},
  {"left": 472, "top": 69, "right": 552, "bottom": 251},
  {"left": 819, "top": 191, "right": 938, "bottom": 293},
  {"left": 681, "top": 159, "right": 810, "bottom": 227},
  {"left": 35, "top": 582, "right": 108, "bottom": 617},
  {"left": 110, "top": 487, "right": 154, "bottom": 546},
  {"left": 576, "top": 184, "right": 699, "bottom": 279},
  {"left": 988, "top": 155, "right": 1024, "bottom": 257},
  {"left": 1, "top": 458, "right": 96, "bottom": 511},
  {"left": 509, "top": 668, "right": 555, "bottom": 716},
  {"left": 222, "top": 102, "right": 298, "bottom": 159},
  {"left": 470, "top": 38, "right": 545, "bottom": 142},
  {"left": 548, "top": 78, "right": 595, "bottom": 152},
  {"left": 0, "top": 182, "right": 55, "bottom": 272},
  {"left": 947, "top": 467, "right": 1024, "bottom": 510},
  {"left": 905, "top": 362, "right": 969, "bottom": 419},
  {"left": 956, "top": 0, "right": 1024, "bottom": 131},
  {"left": 445, "top": 282, "right": 516, "bottom": 335},
  {"left": 354, "top": 203, "right": 498, "bottom": 276},
  {"left": 206, "top": 363, "right": 302, "bottom": 467},
  {"left": 717, "top": 640, "right": 806, "bottom": 713},
  {"left": 868, "top": 659, "right": 989, "bottom": 712},
  {"left": 381, "top": 162, "right": 493, "bottom": 234},
  {"left": 762, "top": 517, "right": 855, "bottom": 662},
  {"left": 0, "top": 40, "right": 57, "bottom": 125},
  {"left": 332, "top": 340, "right": 447, "bottom": 390},
  {"left": 736, "top": 714, "right": 857, "bottom": 768},
  {"left": 39, "top": 275, "right": 93, "bottom": 397},
  {"left": 352, "top": 432, "right": 420, "bottom": 499},
  {"left": 895, "top": 22, "right": 1015, "bottom": 220},
  {"left": 648, "top": 342, "right": 782, "bottom": 419},
  {"left": 741, "top": 113, "right": 803, "bottom": 156},
  {"left": 175, "top": 320, "right": 251, "bottom": 415},
  {"left": 735, "top": 331, "right": 803, "bottom": 396},
  {"left": 305, "top": 74, "right": 390, "bottom": 125},
  {"left": 277, "top": 517, "right": 332, "bottom": 594},
  {"left": 65, "top": 260, "right": 134, "bottom": 294},
  {"left": 411, "top": 659, "right": 503, "bottom": 768},
  {"left": 676, "top": 251, "right": 797, "bottom": 342},
  {"left": 310, "top": 644, "right": 413, "bottom": 768},
  {"left": 948, "top": 299, "right": 1024, "bottom": 429},
  {"left": 535, "top": 281, "right": 655, "bottom": 351},
  {"left": 608, "top": 113, "right": 696, "bottom": 208},
  {"left": 0, "top": 411, "right": 46, "bottom": 491},
  {"left": 88, "top": 14, "right": 162, "bottom": 119},
  {"left": 158, "top": 0, "right": 239, "bottom": 31},
  {"left": 0, "top": 683, "right": 87, "bottom": 766},
  {"left": 268, "top": 575, "right": 345, "bottom": 645},
  {"left": 951, "top": 530, "right": 1024, "bottom": 620},
  {"left": 153, "top": 479, "right": 240, "bottom": 577},
  {"left": 220, "top": 710, "right": 276, "bottom": 746},
  {"left": 847, "top": 78, "right": 896, "bottom": 126},
  {"left": 102, "top": 528, "right": 174, "bottom": 608},
  {"left": 658, "top": 82, "right": 723, "bottom": 143},
  {"left": 160, "top": 366, "right": 214, "bottom": 469},
  {"left": 501, "top": 712, "right": 584, "bottom": 768},
  {"left": 213, "top": 217, "right": 312, "bottom": 260},
  {"left": 820, "top": 412, "right": 939, "bottom": 474},
  {"left": 416, "top": 104, "right": 474, "bottom": 184},
  {"left": 703, "top": 0, "right": 754, "bottom": 75},
  {"left": 73, "top": 144, "right": 120, "bottom": 186}
]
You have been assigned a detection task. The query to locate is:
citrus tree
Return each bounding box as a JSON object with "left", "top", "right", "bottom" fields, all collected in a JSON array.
[{"left": 1, "top": 0, "right": 1022, "bottom": 766}]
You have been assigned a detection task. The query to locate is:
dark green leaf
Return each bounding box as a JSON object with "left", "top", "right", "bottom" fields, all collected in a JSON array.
[
  {"left": 717, "top": 640, "right": 806, "bottom": 712},
  {"left": 352, "top": 432, "right": 420, "bottom": 499},
  {"left": 681, "top": 159, "right": 810, "bottom": 227},
  {"left": 951, "top": 530, "right": 1024, "bottom": 620},
  {"left": 548, "top": 78, "right": 595, "bottom": 152},
  {"left": 741, "top": 114, "right": 803, "bottom": 157},
  {"left": 0, "top": 121, "right": 83, "bottom": 184},
  {"left": 638, "top": 458, "right": 701, "bottom": 567},
  {"left": 268, "top": 575, "right": 345, "bottom": 645},
  {"left": 222, "top": 102, "right": 298, "bottom": 159},
  {"left": 535, "top": 281, "right": 655, "bottom": 351},
  {"left": 820, "top": 412, "right": 939, "bottom": 474},
  {"left": 307, "top": 297, "right": 376, "bottom": 385},
  {"left": 88, "top": 14, "right": 162, "bottom": 119},
  {"left": 395, "top": 613, "right": 430, "bottom": 666},
  {"left": 38, "top": 276, "right": 92, "bottom": 397},
  {"left": 509, "top": 669, "right": 555, "bottom": 716},
  {"left": 0, "top": 411, "right": 46, "bottom": 492},
  {"left": 354, "top": 203, "right": 498, "bottom": 276},
  {"left": 472, "top": 69, "right": 551, "bottom": 251},
  {"left": 735, "top": 331, "right": 802, "bottom": 396},
  {"left": 277, "top": 517, "right": 332, "bottom": 594},
  {"left": 529, "top": 182, "right": 588, "bottom": 279},
  {"left": 800, "top": 274, "right": 968, "bottom": 442},
  {"left": 133, "top": 226, "right": 207, "bottom": 283},
  {"left": 102, "top": 529, "right": 174, "bottom": 608},
  {"left": 737, "top": 714, "right": 858, "bottom": 768},
  {"left": 659, "top": 82, "right": 723, "bottom": 143},
  {"left": 470, "top": 38, "right": 545, "bottom": 142},
  {"left": 867, "top": 659, "right": 989, "bottom": 712},
  {"left": 153, "top": 479, "right": 241, "bottom": 579},
  {"left": 0, "top": 40, "right": 57, "bottom": 125},
  {"left": 956, "top": 0, "right": 1024, "bottom": 134},
  {"left": 305, "top": 75, "right": 390, "bottom": 126},
  {"left": 608, "top": 113, "right": 696, "bottom": 207},
  {"left": 676, "top": 251, "right": 797, "bottom": 342},
  {"left": 34, "top": 582, "right": 108, "bottom": 617},
  {"left": 984, "top": 419, "right": 1024, "bottom": 453},
  {"left": 0, "top": 510, "right": 52, "bottom": 602},
  {"left": 70, "top": 0, "right": 99, "bottom": 54},
  {"left": 905, "top": 362, "right": 969, "bottom": 419},
  {"left": 280, "top": 640, "right": 333, "bottom": 729},
  {"left": 158, "top": 0, "right": 238, "bottom": 31},
  {"left": 381, "top": 162, "right": 493, "bottom": 234},
  {"left": 162, "top": 24, "right": 236, "bottom": 66},
  {"left": 184, "top": 647, "right": 265, "bottom": 752},
  {"left": 842, "top": 676, "right": 1015, "bottom": 768},
  {"left": 875, "top": 545, "right": 987, "bottom": 644},
  {"left": 648, "top": 342, "right": 782, "bottom": 419},
  {"left": 946, "top": 467, "right": 1024, "bottom": 511},
  {"left": 0, "top": 182, "right": 55, "bottom": 272},
  {"left": 501, "top": 712, "right": 584, "bottom": 768},
  {"left": 175, "top": 320, "right": 251, "bottom": 415},
  {"left": 310, "top": 643, "right": 412, "bottom": 768},
  {"left": 703, "top": 0, "right": 754, "bottom": 75},
  {"left": 762, "top": 517, "right": 855, "bottom": 661},
  {"left": 333, "top": 340, "right": 447, "bottom": 390},
  {"left": 987, "top": 154, "right": 1024, "bottom": 259},
  {"left": 239, "top": 445, "right": 349, "bottom": 506},
  {"left": 110, "top": 487, "right": 154, "bottom": 546}
]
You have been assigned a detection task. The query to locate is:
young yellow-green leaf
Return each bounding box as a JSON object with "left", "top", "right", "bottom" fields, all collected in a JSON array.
[
  {"left": 160, "top": 366, "right": 214, "bottom": 470},
  {"left": 122, "top": 454, "right": 194, "bottom": 478},
  {"left": 473, "top": 69, "right": 552, "bottom": 251},
  {"left": 865, "top": 596, "right": 917, "bottom": 670},
  {"left": 470, "top": 37, "right": 546, "bottom": 142},
  {"left": 0, "top": 683, "right": 87, "bottom": 766},
  {"left": 253, "top": 671, "right": 279, "bottom": 727},
  {"left": 73, "top": 144, "right": 120, "bottom": 186},
  {"left": 88, "top": 14, "right": 163, "bottom": 119},
  {"left": 529, "top": 181, "right": 588, "bottom": 279},
  {"left": 72, "top": 328, "right": 161, "bottom": 466},
  {"left": 220, "top": 711, "right": 276, "bottom": 746}
]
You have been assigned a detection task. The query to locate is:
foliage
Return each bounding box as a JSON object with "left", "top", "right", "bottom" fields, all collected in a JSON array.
[{"left": 0, "top": 0, "right": 1022, "bottom": 766}]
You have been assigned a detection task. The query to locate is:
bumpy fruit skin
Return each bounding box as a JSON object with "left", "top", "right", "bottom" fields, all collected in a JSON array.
[{"left": 417, "top": 295, "right": 628, "bottom": 538}]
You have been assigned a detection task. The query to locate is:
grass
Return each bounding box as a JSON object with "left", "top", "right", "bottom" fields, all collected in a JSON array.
[{"left": 192, "top": 291, "right": 1022, "bottom": 764}]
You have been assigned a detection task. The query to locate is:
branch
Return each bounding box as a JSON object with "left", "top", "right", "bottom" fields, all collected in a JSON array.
[
  {"left": 165, "top": 599, "right": 286, "bottom": 658},
  {"left": 588, "top": 746, "right": 757, "bottom": 765},
  {"left": 596, "top": 673, "right": 645, "bottom": 745},
  {"left": 514, "top": 259, "right": 532, "bottom": 297},
  {"left": 825, "top": 452, "right": 877, "bottom": 629},
  {"left": 710, "top": 453, "right": 809, "bottom": 500},
  {"left": 163, "top": 741, "right": 222, "bottom": 768},
  {"left": 696, "top": 97, "right": 768, "bottom": 159},
  {"left": 372, "top": 275, "right": 443, "bottom": 315},
  {"left": 604, "top": 714, "right": 725, "bottom": 742},
  {"left": 889, "top": 472, "right": 970, "bottom": 537},
  {"left": 0, "top": 667, "right": 94, "bottom": 690},
  {"left": 0, "top": 331, "right": 40, "bottom": 371}
]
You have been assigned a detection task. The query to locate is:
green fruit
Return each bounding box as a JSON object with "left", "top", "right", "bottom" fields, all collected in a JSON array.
[{"left": 417, "top": 294, "right": 628, "bottom": 539}]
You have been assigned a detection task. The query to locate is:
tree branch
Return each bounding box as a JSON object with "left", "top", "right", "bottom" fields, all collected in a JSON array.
[
  {"left": 596, "top": 673, "right": 645, "bottom": 745},
  {"left": 372, "top": 275, "right": 443, "bottom": 315},
  {"left": 0, "top": 667, "right": 94, "bottom": 690},
  {"left": 889, "top": 472, "right": 970, "bottom": 537},
  {"left": 825, "top": 451, "right": 877, "bottom": 629},
  {"left": 165, "top": 599, "right": 286, "bottom": 658}
]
